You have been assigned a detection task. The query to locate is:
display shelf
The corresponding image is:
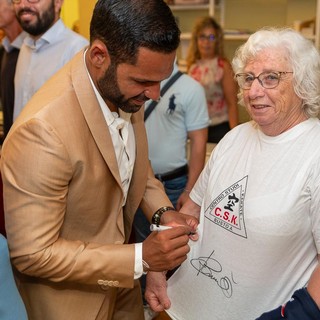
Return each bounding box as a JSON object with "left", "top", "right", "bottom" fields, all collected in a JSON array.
[
  {"left": 171, "top": 0, "right": 319, "bottom": 125},
  {"left": 220, "top": 0, "right": 319, "bottom": 49},
  {"left": 173, "top": 0, "right": 320, "bottom": 62},
  {"left": 181, "top": 31, "right": 252, "bottom": 41},
  {"left": 170, "top": 0, "right": 216, "bottom": 62},
  {"left": 170, "top": 0, "right": 215, "bottom": 16},
  {"left": 169, "top": 4, "right": 210, "bottom": 10}
]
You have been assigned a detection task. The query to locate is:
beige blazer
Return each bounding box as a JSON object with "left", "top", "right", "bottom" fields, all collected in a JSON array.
[{"left": 1, "top": 50, "right": 172, "bottom": 320}]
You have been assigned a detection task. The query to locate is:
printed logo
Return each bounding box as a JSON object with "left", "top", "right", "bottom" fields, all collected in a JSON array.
[
  {"left": 167, "top": 94, "right": 177, "bottom": 114},
  {"left": 204, "top": 176, "right": 248, "bottom": 238}
]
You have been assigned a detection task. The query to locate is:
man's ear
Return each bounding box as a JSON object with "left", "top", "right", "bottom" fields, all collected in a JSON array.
[
  {"left": 55, "top": 0, "right": 64, "bottom": 15},
  {"left": 89, "top": 39, "right": 111, "bottom": 69}
]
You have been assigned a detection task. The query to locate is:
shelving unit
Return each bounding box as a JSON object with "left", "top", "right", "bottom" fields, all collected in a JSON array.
[
  {"left": 169, "top": 0, "right": 215, "bottom": 15},
  {"left": 169, "top": 0, "right": 320, "bottom": 124},
  {"left": 169, "top": 0, "right": 216, "bottom": 64},
  {"left": 170, "top": 0, "right": 320, "bottom": 64},
  {"left": 169, "top": 4, "right": 212, "bottom": 12}
]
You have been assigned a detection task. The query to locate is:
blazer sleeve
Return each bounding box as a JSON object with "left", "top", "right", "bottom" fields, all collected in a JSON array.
[
  {"left": 139, "top": 165, "right": 173, "bottom": 221},
  {"left": 1, "top": 118, "right": 137, "bottom": 289},
  {"left": 127, "top": 107, "right": 174, "bottom": 223}
]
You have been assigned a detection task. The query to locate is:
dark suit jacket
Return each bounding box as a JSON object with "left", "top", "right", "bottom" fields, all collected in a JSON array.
[{"left": 0, "top": 45, "right": 20, "bottom": 140}]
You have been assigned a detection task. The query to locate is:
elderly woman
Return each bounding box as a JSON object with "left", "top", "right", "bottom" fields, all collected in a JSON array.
[{"left": 145, "top": 27, "right": 320, "bottom": 319}]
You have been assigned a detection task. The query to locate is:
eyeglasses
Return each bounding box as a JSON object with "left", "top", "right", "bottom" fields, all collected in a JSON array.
[
  {"left": 235, "top": 71, "right": 293, "bottom": 90},
  {"left": 198, "top": 34, "right": 215, "bottom": 42},
  {"left": 12, "top": 0, "right": 40, "bottom": 3}
]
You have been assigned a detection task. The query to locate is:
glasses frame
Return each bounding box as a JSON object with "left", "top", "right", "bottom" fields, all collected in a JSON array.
[
  {"left": 197, "top": 34, "right": 216, "bottom": 42},
  {"left": 12, "top": 0, "right": 40, "bottom": 3},
  {"left": 235, "top": 71, "right": 293, "bottom": 90}
]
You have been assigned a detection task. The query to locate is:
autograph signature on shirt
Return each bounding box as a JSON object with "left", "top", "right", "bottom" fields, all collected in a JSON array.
[{"left": 190, "top": 250, "right": 237, "bottom": 298}]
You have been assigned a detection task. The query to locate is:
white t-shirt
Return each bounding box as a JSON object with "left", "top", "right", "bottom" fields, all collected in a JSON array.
[{"left": 167, "top": 118, "right": 320, "bottom": 320}]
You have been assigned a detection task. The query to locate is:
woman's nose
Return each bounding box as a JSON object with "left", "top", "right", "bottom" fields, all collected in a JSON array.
[{"left": 248, "top": 78, "right": 265, "bottom": 99}]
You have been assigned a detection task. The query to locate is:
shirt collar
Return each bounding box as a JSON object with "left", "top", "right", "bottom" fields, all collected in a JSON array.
[
  {"left": 2, "top": 31, "right": 27, "bottom": 53},
  {"left": 24, "top": 19, "right": 65, "bottom": 50}
]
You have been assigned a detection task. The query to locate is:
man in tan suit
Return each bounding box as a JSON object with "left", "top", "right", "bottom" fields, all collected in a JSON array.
[{"left": 0, "top": 1, "right": 198, "bottom": 319}]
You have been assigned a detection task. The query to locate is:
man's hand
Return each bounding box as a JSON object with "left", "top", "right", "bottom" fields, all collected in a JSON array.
[
  {"left": 161, "top": 210, "right": 199, "bottom": 236},
  {"left": 145, "top": 271, "right": 171, "bottom": 312},
  {"left": 142, "top": 224, "right": 191, "bottom": 271},
  {"left": 160, "top": 209, "right": 199, "bottom": 241}
]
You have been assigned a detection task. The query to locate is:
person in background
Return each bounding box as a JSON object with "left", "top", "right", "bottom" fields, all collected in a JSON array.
[
  {"left": 0, "top": 174, "right": 4, "bottom": 237},
  {"left": 12, "top": 0, "right": 88, "bottom": 121},
  {"left": 0, "top": 0, "right": 25, "bottom": 141},
  {"left": 0, "top": 234, "right": 28, "bottom": 320},
  {"left": 1, "top": 0, "right": 198, "bottom": 319},
  {"left": 186, "top": 16, "right": 238, "bottom": 143},
  {"left": 133, "top": 61, "right": 209, "bottom": 319},
  {"left": 146, "top": 27, "right": 320, "bottom": 320}
]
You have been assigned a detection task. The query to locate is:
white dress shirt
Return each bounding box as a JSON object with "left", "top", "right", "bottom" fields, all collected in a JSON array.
[
  {"left": 13, "top": 19, "right": 88, "bottom": 120},
  {"left": 85, "top": 52, "right": 144, "bottom": 279}
]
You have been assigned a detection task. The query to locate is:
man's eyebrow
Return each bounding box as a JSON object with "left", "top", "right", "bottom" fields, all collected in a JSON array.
[{"left": 131, "top": 77, "right": 160, "bottom": 84}]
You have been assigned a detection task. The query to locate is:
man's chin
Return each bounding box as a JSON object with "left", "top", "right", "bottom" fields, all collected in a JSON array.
[{"left": 119, "top": 104, "right": 143, "bottom": 114}]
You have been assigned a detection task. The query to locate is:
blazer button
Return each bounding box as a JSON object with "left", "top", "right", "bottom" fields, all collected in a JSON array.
[
  {"left": 97, "top": 279, "right": 109, "bottom": 291},
  {"left": 107, "top": 281, "right": 114, "bottom": 287}
]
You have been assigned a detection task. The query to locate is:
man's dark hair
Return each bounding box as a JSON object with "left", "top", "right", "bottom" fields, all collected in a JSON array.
[{"left": 90, "top": 0, "right": 180, "bottom": 65}]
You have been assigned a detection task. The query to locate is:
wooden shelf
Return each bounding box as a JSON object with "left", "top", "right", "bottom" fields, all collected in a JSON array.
[
  {"left": 175, "top": 0, "right": 320, "bottom": 59},
  {"left": 169, "top": 4, "right": 210, "bottom": 10},
  {"left": 181, "top": 31, "right": 250, "bottom": 41}
]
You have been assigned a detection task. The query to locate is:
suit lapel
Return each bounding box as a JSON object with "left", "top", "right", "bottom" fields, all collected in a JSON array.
[
  {"left": 70, "top": 51, "right": 150, "bottom": 240},
  {"left": 123, "top": 111, "right": 149, "bottom": 240},
  {"left": 70, "top": 51, "right": 123, "bottom": 189}
]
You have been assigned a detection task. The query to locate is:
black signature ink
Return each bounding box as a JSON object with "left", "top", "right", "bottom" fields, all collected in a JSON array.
[{"left": 190, "top": 250, "right": 237, "bottom": 298}]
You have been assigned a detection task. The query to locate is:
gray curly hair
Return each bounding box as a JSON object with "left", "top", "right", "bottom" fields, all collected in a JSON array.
[{"left": 232, "top": 27, "right": 320, "bottom": 118}]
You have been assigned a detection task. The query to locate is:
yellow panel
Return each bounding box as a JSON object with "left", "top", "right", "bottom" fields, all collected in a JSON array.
[
  {"left": 61, "top": 0, "right": 80, "bottom": 31},
  {"left": 78, "top": 0, "right": 96, "bottom": 39}
]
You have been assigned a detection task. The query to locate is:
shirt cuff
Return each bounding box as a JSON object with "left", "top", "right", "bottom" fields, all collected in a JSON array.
[{"left": 134, "top": 242, "right": 143, "bottom": 279}]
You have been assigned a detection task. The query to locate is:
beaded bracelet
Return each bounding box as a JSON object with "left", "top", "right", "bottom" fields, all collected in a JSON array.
[{"left": 151, "top": 206, "right": 175, "bottom": 226}]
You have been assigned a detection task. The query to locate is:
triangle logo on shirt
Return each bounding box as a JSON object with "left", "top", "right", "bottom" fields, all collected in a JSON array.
[{"left": 204, "top": 176, "right": 248, "bottom": 238}]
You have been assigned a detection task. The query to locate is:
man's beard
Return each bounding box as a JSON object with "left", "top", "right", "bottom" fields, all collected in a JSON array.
[
  {"left": 97, "top": 63, "right": 149, "bottom": 114},
  {"left": 17, "top": 1, "right": 55, "bottom": 37}
]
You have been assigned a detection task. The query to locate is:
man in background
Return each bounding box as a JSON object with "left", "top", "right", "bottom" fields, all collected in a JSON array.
[
  {"left": 12, "top": 0, "right": 88, "bottom": 121},
  {"left": 143, "top": 62, "right": 208, "bottom": 210},
  {"left": 0, "top": 0, "right": 25, "bottom": 141}
]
